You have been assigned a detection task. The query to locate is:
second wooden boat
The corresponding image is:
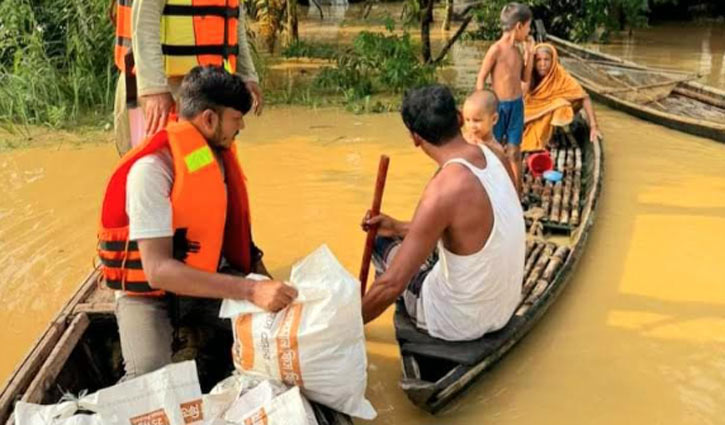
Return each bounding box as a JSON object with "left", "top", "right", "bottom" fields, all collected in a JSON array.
[{"left": 394, "top": 115, "right": 603, "bottom": 413}]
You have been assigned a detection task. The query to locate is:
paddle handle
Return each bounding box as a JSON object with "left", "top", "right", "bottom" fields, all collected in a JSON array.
[{"left": 359, "top": 155, "right": 390, "bottom": 296}]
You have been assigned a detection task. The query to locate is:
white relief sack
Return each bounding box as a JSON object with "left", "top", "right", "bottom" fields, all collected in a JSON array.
[
  {"left": 206, "top": 375, "right": 317, "bottom": 425},
  {"left": 219, "top": 245, "right": 376, "bottom": 420},
  {"left": 80, "top": 361, "right": 204, "bottom": 425},
  {"left": 224, "top": 387, "right": 308, "bottom": 425},
  {"left": 14, "top": 401, "right": 101, "bottom": 425}
]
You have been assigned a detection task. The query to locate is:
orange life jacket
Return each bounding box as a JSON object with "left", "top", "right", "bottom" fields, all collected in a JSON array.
[
  {"left": 98, "top": 120, "right": 252, "bottom": 296},
  {"left": 113, "top": 0, "right": 239, "bottom": 75},
  {"left": 114, "top": 0, "right": 133, "bottom": 71}
]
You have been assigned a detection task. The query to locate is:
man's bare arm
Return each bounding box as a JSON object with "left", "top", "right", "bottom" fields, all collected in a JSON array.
[
  {"left": 475, "top": 45, "right": 498, "bottom": 91},
  {"left": 362, "top": 183, "right": 451, "bottom": 323},
  {"left": 138, "top": 237, "right": 296, "bottom": 311}
]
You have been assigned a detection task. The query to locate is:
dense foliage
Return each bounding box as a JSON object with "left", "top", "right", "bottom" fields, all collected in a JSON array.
[
  {"left": 472, "top": 0, "right": 723, "bottom": 42},
  {"left": 315, "top": 30, "right": 436, "bottom": 101},
  {"left": 0, "top": 0, "right": 114, "bottom": 128}
]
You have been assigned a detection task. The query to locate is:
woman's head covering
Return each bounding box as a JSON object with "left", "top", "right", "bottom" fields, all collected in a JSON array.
[{"left": 525, "top": 43, "right": 586, "bottom": 117}]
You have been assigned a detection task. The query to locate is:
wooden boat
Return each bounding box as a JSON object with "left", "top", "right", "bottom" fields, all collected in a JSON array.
[
  {"left": 534, "top": 20, "right": 725, "bottom": 143},
  {"left": 0, "top": 271, "right": 352, "bottom": 425},
  {"left": 394, "top": 115, "right": 603, "bottom": 413}
]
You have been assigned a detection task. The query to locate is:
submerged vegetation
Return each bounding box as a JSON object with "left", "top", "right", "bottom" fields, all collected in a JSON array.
[
  {"left": 282, "top": 40, "right": 338, "bottom": 60},
  {"left": 0, "top": 0, "right": 722, "bottom": 130},
  {"left": 315, "top": 30, "right": 436, "bottom": 101}
]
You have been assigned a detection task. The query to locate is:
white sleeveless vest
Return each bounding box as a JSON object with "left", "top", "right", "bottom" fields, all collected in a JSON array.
[{"left": 417, "top": 144, "right": 525, "bottom": 341}]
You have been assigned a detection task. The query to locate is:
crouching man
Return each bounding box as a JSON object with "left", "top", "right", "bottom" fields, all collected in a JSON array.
[
  {"left": 362, "top": 84, "right": 525, "bottom": 341},
  {"left": 98, "top": 66, "right": 296, "bottom": 380}
]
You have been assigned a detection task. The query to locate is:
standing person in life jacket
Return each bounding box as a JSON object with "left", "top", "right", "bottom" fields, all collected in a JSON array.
[
  {"left": 98, "top": 66, "right": 296, "bottom": 381},
  {"left": 112, "top": 0, "right": 262, "bottom": 155}
]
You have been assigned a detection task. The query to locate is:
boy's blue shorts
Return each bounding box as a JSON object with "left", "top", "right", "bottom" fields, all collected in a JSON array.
[{"left": 493, "top": 96, "right": 524, "bottom": 146}]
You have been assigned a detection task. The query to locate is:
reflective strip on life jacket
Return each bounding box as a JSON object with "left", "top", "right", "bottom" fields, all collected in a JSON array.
[{"left": 160, "top": 0, "right": 239, "bottom": 76}]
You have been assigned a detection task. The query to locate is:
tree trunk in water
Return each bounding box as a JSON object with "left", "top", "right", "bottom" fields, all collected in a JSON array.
[
  {"left": 420, "top": 0, "right": 434, "bottom": 63},
  {"left": 442, "top": 0, "right": 453, "bottom": 31},
  {"left": 287, "top": 0, "right": 299, "bottom": 45}
]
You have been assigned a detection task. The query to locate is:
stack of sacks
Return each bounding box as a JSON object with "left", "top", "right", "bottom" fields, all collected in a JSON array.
[
  {"left": 15, "top": 364, "right": 320, "bottom": 425},
  {"left": 203, "top": 374, "right": 318, "bottom": 425},
  {"left": 15, "top": 362, "right": 203, "bottom": 425},
  {"left": 219, "top": 245, "right": 376, "bottom": 420}
]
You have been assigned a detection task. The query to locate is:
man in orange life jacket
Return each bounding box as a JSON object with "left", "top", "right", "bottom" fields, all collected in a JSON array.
[{"left": 98, "top": 66, "right": 296, "bottom": 379}]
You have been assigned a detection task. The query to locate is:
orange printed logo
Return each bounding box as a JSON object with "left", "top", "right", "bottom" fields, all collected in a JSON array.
[
  {"left": 180, "top": 399, "right": 203, "bottom": 424},
  {"left": 276, "top": 303, "right": 304, "bottom": 387},
  {"left": 129, "top": 409, "right": 170, "bottom": 425},
  {"left": 243, "top": 407, "right": 268, "bottom": 425},
  {"left": 234, "top": 313, "right": 255, "bottom": 370}
]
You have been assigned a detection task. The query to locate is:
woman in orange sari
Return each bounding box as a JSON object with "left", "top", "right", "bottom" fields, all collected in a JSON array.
[{"left": 522, "top": 43, "right": 602, "bottom": 152}]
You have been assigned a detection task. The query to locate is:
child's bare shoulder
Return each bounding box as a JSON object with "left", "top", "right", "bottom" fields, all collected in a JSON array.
[{"left": 485, "top": 41, "right": 502, "bottom": 57}]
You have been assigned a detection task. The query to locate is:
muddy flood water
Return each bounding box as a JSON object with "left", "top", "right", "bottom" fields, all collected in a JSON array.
[{"left": 2, "top": 8, "right": 725, "bottom": 425}]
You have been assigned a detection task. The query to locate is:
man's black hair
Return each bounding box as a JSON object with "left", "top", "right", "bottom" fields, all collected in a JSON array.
[
  {"left": 178, "top": 66, "right": 252, "bottom": 119},
  {"left": 500, "top": 2, "right": 532, "bottom": 31},
  {"left": 401, "top": 84, "right": 460, "bottom": 146}
]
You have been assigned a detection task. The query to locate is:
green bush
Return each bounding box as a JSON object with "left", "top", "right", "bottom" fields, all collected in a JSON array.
[
  {"left": 315, "top": 31, "right": 436, "bottom": 101},
  {"left": 0, "top": 0, "right": 115, "bottom": 128},
  {"left": 281, "top": 40, "right": 338, "bottom": 60},
  {"left": 470, "top": 0, "right": 653, "bottom": 42}
]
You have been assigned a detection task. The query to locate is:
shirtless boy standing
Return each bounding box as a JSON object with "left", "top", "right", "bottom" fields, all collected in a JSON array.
[{"left": 475, "top": 2, "right": 535, "bottom": 194}]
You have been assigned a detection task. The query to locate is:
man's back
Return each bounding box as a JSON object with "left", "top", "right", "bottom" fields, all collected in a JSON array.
[{"left": 416, "top": 144, "right": 525, "bottom": 341}]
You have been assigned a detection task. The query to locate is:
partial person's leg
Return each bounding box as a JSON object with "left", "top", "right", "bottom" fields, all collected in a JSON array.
[
  {"left": 401, "top": 248, "right": 438, "bottom": 323},
  {"left": 115, "top": 293, "right": 173, "bottom": 379},
  {"left": 506, "top": 97, "right": 525, "bottom": 195},
  {"left": 493, "top": 101, "right": 510, "bottom": 144},
  {"left": 371, "top": 235, "right": 403, "bottom": 276},
  {"left": 370, "top": 236, "right": 439, "bottom": 322},
  {"left": 113, "top": 75, "right": 132, "bottom": 156},
  {"left": 175, "top": 295, "right": 232, "bottom": 391}
]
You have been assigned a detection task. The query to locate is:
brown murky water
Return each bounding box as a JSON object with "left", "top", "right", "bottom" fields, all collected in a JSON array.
[
  {"left": 2, "top": 8, "right": 725, "bottom": 425},
  {"left": 590, "top": 22, "right": 725, "bottom": 89}
]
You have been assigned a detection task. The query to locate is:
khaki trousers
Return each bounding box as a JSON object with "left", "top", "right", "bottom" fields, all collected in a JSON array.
[{"left": 114, "top": 293, "right": 232, "bottom": 387}]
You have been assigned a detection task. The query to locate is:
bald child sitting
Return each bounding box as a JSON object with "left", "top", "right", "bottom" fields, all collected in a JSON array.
[{"left": 463, "top": 90, "right": 517, "bottom": 188}]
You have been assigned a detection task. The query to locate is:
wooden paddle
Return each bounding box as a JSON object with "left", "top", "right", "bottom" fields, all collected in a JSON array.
[{"left": 359, "top": 155, "right": 390, "bottom": 296}]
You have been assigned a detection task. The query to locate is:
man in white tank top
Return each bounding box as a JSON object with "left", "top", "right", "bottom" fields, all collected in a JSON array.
[{"left": 362, "top": 85, "right": 525, "bottom": 341}]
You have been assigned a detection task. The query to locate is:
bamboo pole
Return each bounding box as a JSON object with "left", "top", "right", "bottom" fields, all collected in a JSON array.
[
  {"left": 549, "top": 181, "right": 563, "bottom": 222},
  {"left": 523, "top": 243, "right": 554, "bottom": 297},
  {"left": 571, "top": 147, "right": 583, "bottom": 226},
  {"left": 525, "top": 239, "right": 535, "bottom": 258},
  {"left": 571, "top": 174, "right": 581, "bottom": 226},
  {"left": 359, "top": 155, "right": 390, "bottom": 296},
  {"left": 524, "top": 241, "right": 544, "bottom": 279},
  {"left": 542, "top": 246, "right": 570, "bottom": 281},
  {"left": 541, "top": 181, "right": 553, "bottom": 216},
  {"left": 527, "top": 279, "right": 549, "bottom": 303}
]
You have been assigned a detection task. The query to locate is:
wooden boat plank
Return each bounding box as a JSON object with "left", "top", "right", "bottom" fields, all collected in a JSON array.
[
  {"left": 0, "top": 269, "right": 98, "bottom": 423},
  {"left": 601, "top": 76, "right": 697, "bottom": 95},
  {"left": 73, "top": 302, "right": 115, "bottom": 315},
  {"left": 1, "top": 267, "right": 352, "bottom": 425},
  {"left": 22, "top": 313, "right": 90, "bottom": 404}
]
